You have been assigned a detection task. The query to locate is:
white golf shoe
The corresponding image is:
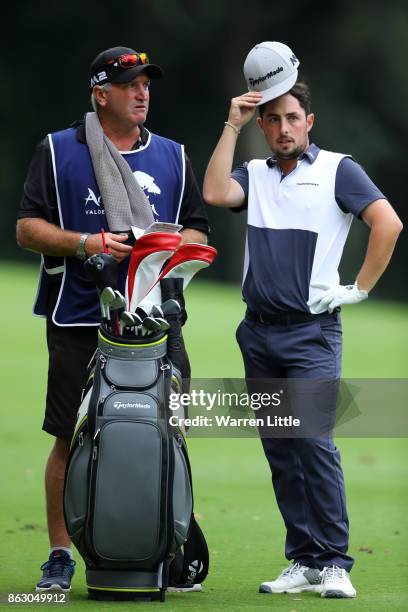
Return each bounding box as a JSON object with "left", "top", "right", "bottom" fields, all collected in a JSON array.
[
  {"left": 259, "top": 562, "right": 322, "bottom": 594},
  {"left": 320, "top": 565, "right": 356, "bottom": 598},
  {"left": 167, "top": 583, "right": 202, "bottom": 593}
]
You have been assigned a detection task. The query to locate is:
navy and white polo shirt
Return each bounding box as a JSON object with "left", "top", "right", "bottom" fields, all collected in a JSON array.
[{"left": 231, "top": 144, "right": 384, "bottom": 315}]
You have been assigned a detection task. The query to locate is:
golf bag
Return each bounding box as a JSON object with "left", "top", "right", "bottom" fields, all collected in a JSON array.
[
  {"left": 64, "top": 232, "right": 216, "bottom": 601},
  {"left": 63, "top": 325, "right": 209, "bottom": 601}
]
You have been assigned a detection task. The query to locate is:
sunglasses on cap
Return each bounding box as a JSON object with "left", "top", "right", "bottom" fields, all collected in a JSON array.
[{"left": 106, "top": 52, "right": 149, "bottom": 70}]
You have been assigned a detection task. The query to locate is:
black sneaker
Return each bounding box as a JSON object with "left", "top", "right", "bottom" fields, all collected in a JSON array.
[{"left": 36, "top": 550, "right": 76, "bottom": 592}]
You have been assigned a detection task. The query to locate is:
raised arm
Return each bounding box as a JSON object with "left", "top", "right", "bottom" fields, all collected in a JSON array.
[{"left": 203, "top": 91, "right": 261, "bottom": 208}]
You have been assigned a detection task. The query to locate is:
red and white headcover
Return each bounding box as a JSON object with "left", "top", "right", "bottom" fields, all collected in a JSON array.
[
  {"left": 126, "top": 232, "right": 182, "bottom": 312},
  {"left": 138, "top": 243, "right": 218, "bottom": 313}
]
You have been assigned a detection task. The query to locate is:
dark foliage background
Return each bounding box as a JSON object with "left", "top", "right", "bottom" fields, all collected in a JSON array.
[{"left": 3, "top": 0, "right": 406, "bottom": 299}]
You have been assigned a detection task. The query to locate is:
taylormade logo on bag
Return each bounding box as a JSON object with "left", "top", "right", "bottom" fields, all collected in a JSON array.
[
  {"left": 187, "top": 560, "right": 203, "bottom": 583},
  {"left": 113, "top": 401, "right": 151, "bottom": 410}
]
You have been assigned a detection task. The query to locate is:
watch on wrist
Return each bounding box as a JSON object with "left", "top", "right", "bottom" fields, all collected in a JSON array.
[{"left": 76, "top": 233, "right": 90, "bottom": 260}]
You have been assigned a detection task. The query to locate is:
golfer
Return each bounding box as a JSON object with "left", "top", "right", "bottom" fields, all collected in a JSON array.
[
  {"left": 17, "top": 46, "right": 209, "bottom": 592},
  {"left": 203, "top": 41, "right": 402, "bottom": 598}
]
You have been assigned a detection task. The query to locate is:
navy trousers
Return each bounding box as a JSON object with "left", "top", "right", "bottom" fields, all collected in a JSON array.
[{"left": 236, "top": 313, "right": 354, "bottom": 572}]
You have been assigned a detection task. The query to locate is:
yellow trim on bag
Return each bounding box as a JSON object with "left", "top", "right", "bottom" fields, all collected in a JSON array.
[
  {"left": 87, "top": 584, "right": 160, "bottom": 592},
  {"left": 171, "top": 375, "right": 182, "bottom": 393},
  {"left": 98, "top": 331, "right": 167, "bottom": 349}
]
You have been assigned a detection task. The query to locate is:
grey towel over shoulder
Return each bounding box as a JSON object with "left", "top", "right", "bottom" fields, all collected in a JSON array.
[{"left": 85, "top": 112, "right": 154, "bottom": 232}]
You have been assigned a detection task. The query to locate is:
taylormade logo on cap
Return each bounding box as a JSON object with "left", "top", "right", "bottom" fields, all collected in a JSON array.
[
  {"left": 243, "top": 41, "right": 300, "bottom": 106},
  {"left": 248, "top": 65, "right": 284, "bottom": 87}
]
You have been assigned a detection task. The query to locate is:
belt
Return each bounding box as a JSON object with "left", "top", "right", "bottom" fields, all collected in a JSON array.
[{"left": 245, "top": 308, "right": 338, "bottom": 325}]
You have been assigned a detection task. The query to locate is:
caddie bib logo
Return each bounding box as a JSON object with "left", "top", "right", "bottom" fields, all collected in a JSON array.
[
  {"left": 134, "top": 170, "right": 161, "bottom": 218},
  {"left": 84, "top": 188, "right": 104, "bottom": 216}
]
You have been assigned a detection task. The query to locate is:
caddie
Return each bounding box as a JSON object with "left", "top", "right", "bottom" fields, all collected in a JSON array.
[{"left": 17, "top": 45, "right": 209, "bottom": 592}]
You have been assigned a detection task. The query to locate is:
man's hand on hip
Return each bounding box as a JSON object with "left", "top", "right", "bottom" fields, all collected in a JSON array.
[{"left": 308, "top": 282, "right": 368, "bottom": 314}]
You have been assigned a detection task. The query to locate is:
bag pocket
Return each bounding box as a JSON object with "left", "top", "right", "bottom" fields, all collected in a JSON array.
[
  {"left": 104, "top": 358, "right": 159, "bottom": 389},
  {"left": 92, "top": 420, "right": 166, "bottom": 562},
  {"left": 172, "top": 437, "right": 192, "bottom": 546},
  {"left": 64, "top": 433, "right": 92, "bottom": 540}
]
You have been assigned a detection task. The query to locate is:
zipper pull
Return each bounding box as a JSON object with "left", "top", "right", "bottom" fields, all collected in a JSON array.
[
  {"left": 92, "top": 428, "right": 100, "bottom": 460},
  {"left": 78, "top": 432, "right": 84, "bottom": 447},
  {"left": 99, "top": 354, "right": 107, "bottom": 370}
]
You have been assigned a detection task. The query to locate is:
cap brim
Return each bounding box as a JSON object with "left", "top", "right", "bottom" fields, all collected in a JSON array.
[
  {"left": 111, "top": 63, "right": 163, "bottom": 84},
  {"left": 254, "top": 70, "right": 298, "bottom": 106}
]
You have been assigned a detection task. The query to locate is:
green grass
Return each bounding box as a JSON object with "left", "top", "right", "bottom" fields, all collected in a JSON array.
[{"left": 0, "top": 262, "right": 407, "bottom": 611}]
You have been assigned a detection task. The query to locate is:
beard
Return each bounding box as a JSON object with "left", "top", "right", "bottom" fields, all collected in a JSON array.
[{"left": 274, "top": 142, "right": 306, "bottom": 160}]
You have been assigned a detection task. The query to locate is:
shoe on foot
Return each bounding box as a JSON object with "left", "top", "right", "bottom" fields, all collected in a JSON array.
[
  {"left": 320, "top": 565, "right": 356, "bottom": 598},
  {"left": 259, "top": 562, "right": 322, "bottom": 594},
  {"left": 167, "top": 583, "right": 202, "bottom": 592},
  {"left": 36, "top": 550, "right": 76, "bottom": 592}
]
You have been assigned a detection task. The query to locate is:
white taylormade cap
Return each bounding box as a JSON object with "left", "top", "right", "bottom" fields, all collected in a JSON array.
[{"left": 243, "top": 41, "right": 300, "bottom": 105}]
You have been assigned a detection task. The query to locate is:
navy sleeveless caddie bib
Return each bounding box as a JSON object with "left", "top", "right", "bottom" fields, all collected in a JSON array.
[{"left": 34, "top": 127, "right": 185, "bottom": 326}]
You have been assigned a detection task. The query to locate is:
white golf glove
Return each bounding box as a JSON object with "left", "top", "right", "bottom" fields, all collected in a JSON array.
[{"left": 308, "top": 282, "right": 368, "bottom": 314}]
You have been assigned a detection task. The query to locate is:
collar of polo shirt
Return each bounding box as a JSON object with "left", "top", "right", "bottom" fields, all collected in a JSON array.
[{"left": 266, "top": 143, "right": 320, "bottom": 168}]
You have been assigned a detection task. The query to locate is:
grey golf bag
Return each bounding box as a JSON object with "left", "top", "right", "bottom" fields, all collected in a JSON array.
[
  {"left": 63, "top": 325, "right": 208, "bottom": 601},
  {"left": 63, "top": 234, "right": 216, "bottom": 601}
]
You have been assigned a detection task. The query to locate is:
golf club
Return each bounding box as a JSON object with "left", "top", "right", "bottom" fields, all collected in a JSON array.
[
  {"left": 155, "top": 317, "right": 170, "bottom": 331},
  {"left": 120, "top": 311, "right": 143, "bottom": 335},
  {"left": 151, "top": 299, "right": 181, "bottom": 319},
  {"left": 142, "top": 317, "right": 162, "bottom": 335},
  {"left": 109, "top": 290, "right": 126, "bottom": 336},
  {"left": 100, "top": 286, "right": 116, "bottom": 321}
]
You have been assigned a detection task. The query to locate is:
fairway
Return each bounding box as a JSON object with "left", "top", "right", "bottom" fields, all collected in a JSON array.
[{"left": 1, "top": 262, "right": 407, "bottom": 611}]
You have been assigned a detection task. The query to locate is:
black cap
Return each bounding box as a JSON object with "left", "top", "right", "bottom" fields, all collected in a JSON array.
[{"left": 89, "top": 46, "right": 163, "bottom": 90}]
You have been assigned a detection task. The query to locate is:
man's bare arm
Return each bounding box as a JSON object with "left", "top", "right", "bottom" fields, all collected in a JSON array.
[
  {"left": 179, "top": 228, "right": 208, "bottom": 245},
  {"left": 16, "top": 218, "right": 132, "bottom": 262},
  {"left": 356, "top": 199, "right": 403, "bottom": 291},
  {"left": 203, "top": 91, "right": 261, "bottom": 208}
]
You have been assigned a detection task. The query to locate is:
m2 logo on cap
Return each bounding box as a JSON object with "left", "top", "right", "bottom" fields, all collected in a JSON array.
[
  {"left": 289, "top": 53, "right": 299, "bottom": 66},
  {"left": 249, "top": 66, "right": 283, "bottom": 87},
  {"left": 90, "top": 71, "right": 107, "bottom": 87}
]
